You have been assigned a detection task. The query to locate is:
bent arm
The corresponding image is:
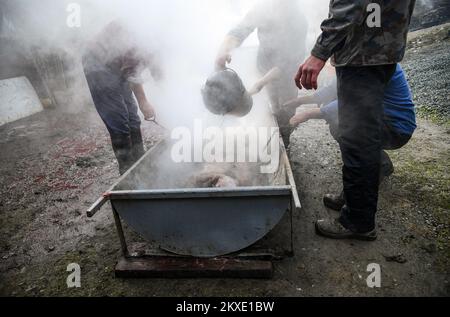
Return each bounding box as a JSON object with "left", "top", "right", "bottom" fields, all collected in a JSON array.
[
  {"left": 131, "top": 83, "right": 155, "bottom": 120},
  {"left": 289, "top": 108, "right": 324, "bottom": 127},
  {"left": 312, "top": 0, "right": 371, "bottom": 61},
  {"left": 259, "top": 67, "right": 281, "bottom": 85},
  {"left": 215, "top": 35, "right": 242, "bottom": 69},
  {"left": 130, "top": 83, "right": 147, "bottom": 106},
  {"left": 248, "top": 67, "right": 281, "bottom": 95},
  {"left": 216, "top": 5, "right": 259, "bottom": 69},
  {"left": 285, "top": 76, "right": 338, "bottom": 110}
]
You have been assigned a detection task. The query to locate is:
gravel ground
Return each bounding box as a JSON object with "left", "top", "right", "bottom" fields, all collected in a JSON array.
[
  {"left": 0, "top": 25, "right": 448, "bottom": 297},
  {"left": 410, "top": 0, "right": 450, "bottom": 31},
  {"left": 403, "top": 23, "right": 450, "bottom": 122}
]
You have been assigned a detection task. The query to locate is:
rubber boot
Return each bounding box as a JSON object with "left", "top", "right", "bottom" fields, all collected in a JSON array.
[
  {"left": 130, "top": 128, "right": 145, "bottom": 164},
  {"left": 110, "top": 134, "right": 133, "bottom": 175}
]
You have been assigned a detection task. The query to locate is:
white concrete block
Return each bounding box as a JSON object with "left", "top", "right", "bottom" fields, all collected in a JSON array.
[{"left": 0, "top": 76, "right": 44, "bottom": 126}]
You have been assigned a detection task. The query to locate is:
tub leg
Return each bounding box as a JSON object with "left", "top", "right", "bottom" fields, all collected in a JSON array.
[
  {"left": 288, "top": 197, "right": 295, "bottom": 257},
  {"left": 112, "top": 204, "right": 129, "bottom": 257}
]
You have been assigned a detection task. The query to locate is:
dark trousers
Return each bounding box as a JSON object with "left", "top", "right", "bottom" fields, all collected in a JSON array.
[
  {"left": 83, "top": 54, "right": 145, "bottom": 174},
  {"left": 266, "top": 75, "right": 299, "bottom": 148},
  {"left": 327, "top": 109, "right": 412, "bottom": 177},
  {"left": 336, "top": 65, "right": 397, "bottom": 233}
]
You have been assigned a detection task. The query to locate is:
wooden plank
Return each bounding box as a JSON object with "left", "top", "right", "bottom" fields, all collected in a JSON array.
[
  {"left": 115, "top": 256, "right": 273, "bottom": 279},
  {"left": 127, "top": 243, "right": 285, "bottom": 261}
]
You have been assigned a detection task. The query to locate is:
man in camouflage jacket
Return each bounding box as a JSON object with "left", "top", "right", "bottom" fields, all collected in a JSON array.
[{"left": 295, "top": 0, "right": 416, "bottom": 240}]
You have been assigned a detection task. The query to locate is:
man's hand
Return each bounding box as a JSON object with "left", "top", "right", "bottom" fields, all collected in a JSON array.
[
  {"left": 295, "top": 55, "right": 326, "bottom": 90},
  {"left": 139, "top": 100, "right": 156, "bottom": 121},
  {"left": 215, "top": 53, "right": 232, "bottom": 70}
]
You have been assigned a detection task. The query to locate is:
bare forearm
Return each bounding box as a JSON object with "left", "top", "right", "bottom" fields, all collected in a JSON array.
[
  {"left": 131, "top": 83, "right": 155, "bottom": 120},
  {"left": 260, "top": 67, "right": 281, "bottom": 86},
  {"left": 249, "top": 67, "right": 281, "bottom": 95},
  {"left": 298, "top": 95, "right": 318, "bottom": 106},
  {"left": 215, "top": 35, "right": 241, "bottom": 69},
  {"left": 218, "top": 35, "right": 241, "bottom": 56},
  {"left": 283, "top": 94, "right": 319, "bottom": 111},
  {"left": 307, "top": 108, "right": 324, "bottom": 120},
  {"left": 289, "top": 108, "right": 324, "bottom": 126},
  {"left": 130, "top": 83, "right": 147, "bottom": 106}
]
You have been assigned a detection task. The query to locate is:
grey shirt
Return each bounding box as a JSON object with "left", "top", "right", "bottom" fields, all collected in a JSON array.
[{"left": 228, "top": 0, "right": 308, "bottom": 76}]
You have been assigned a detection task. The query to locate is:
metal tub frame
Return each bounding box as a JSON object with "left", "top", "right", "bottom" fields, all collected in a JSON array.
[{"left": 87, "top": 135, "right": 300, "bottom": 278}]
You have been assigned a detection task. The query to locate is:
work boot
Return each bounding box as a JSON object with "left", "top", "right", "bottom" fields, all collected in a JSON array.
[
  {"left": 324, "top": 152, "right": 393, "bottom": 211},
  {"left": 110, "top": 134, "right": 134, "bottom": 175},
  {"left": 315, "top": 218, "right": 377, "bottom": 241},
  {"left": 130, "top": 128, "right": 145, "bottom": 163},
  {"left": 323, "top": 191, "right": 345, "bottom": 211},
  {"left": 381, "top": 150, "right": 394, "bottom": 178}
]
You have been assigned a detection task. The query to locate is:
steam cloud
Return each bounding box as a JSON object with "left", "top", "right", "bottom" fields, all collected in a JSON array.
[{"left": 1, "top": 0, "right": 330, "bottom": 127}]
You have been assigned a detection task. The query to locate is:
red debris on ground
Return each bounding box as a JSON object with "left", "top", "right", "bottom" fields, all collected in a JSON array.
[{"left": 31, "top": 131, "right": 113, "bottom": 192}]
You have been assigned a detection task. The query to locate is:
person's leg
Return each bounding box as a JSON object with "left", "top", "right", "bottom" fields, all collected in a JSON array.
[
  {"left": 84, "top": 69, "right": 134, "bottom": 175},
  {"left": 323, "top": 150, "right": 394, "bottom": 211},
  {"left": 337, "top": 65, "right": 396, "bottom": 233},
  {"left": 316, "top": 65, "right": 396, "bottom": 239},
  {"left": 123, "top": 85, "right": 145, "bottom": 163},
  {"left": 316, "top": 63, "right": 390, "bottom": 239},
  {"left": 323, "top": 104, "right": 414, "bottom": 211},
  {"left": 320, "top": 100, "right": 340, "bottom": 141},
  {"left": 110, "top": 133, "right": 133, "bottom": 175},
  {"left": 267, "top": 76, "right": 298, "bottom": 149},
  {"left": 380, "top": 121, "right": 413, "bottom": 179}
]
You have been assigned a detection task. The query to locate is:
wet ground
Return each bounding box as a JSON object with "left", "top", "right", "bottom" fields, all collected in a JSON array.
[{"left": 0, "top": 26, "right": 449, "bottom": 297}]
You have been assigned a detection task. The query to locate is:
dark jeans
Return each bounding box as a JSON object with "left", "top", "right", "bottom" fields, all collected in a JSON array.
[
  {"left": 83, "top": 54, "right": 144, "bottom": 174},
  {"left": 83, "top": 55, "right": 141, "bottom": 135},
  {"left": 336, "top": 65, "right": 397, "bottom": 233}
]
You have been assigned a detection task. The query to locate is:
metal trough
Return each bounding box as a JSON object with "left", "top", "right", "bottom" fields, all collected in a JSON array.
[{"left": 87, "top": 130, "right": 300, "bottom": 258}]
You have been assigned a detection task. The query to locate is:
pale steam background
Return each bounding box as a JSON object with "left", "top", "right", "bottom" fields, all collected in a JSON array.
[{"left": 1, "top": 0, "right": 331, "bottom": 129}]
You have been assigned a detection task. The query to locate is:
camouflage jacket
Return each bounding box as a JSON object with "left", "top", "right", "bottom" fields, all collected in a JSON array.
[{"left": 312, "top": 0, "right": 416, "bottom": 66}]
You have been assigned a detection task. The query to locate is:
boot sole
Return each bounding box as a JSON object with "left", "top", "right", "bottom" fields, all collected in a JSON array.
[{"left": 315, "top": 222, "right": 377, "bottom": 241}]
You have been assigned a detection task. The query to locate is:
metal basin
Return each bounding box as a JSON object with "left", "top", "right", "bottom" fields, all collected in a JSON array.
[{"left": 87, "top": 137, "right": 300, "bottom": 257}]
